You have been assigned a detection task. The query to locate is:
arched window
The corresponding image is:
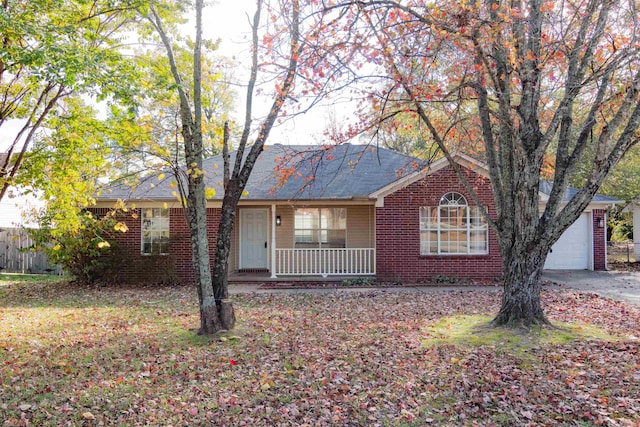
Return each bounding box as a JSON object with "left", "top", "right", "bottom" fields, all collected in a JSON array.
[
  {"left": 419, "top": 192, "right": 488, "bottom": 255},
  {"left": 440, "top": 192, "right": 467, "bottom": 206}
]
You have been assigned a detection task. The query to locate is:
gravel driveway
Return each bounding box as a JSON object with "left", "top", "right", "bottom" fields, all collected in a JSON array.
[{"left": 542, "top": 270, "right": 640, "bottom": 305}]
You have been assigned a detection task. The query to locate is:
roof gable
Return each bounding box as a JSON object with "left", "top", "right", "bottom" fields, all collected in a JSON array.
[
  {"left": 370, "top": 153, "right": 489, "bottom": 207},
  {"left": 371, "top": 153, "right": 620, "bottom": 208}
]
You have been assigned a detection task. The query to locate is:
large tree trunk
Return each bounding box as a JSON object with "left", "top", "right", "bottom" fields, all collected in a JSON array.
[
  {"left": 188, "top": 207, "right": 222, "bottom": 331},
  {"left": 196, "top": 217, "right": 235, "bottom": 335},
  {"left": 198, "top": 179, "right": 240, "bottom": 334},
  {"left": 492, "top": 248, "right": 551, "bottom": 328},
  {"left": 183, "top": 156, "right": 223, "bottom": 336}
]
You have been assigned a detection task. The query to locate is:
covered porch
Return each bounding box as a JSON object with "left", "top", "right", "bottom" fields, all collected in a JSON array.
[{"left": 231, "top": 203, "right": 376, "bottom": 279}]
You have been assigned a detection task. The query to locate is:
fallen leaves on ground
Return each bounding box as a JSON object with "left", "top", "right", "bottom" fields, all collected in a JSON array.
[{"left": 0, "top": 280, "right": 639, "bottom": 426}]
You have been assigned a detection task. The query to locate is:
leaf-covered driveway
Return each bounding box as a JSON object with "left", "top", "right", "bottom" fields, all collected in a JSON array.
[{"left": 1, "top": 281, "right": 639, "bottom": 426}]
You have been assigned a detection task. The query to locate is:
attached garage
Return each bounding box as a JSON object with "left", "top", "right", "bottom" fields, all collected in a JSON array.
[{"left": 544, "top": 212, "right": 591, "bottom": 270}]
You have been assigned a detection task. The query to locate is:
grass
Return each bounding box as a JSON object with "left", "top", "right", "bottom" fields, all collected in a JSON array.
[
  {"left": 0, "top": 273, "right": 69, "bottom": 286},
  {"left": 423, "top": 314, "right": 620, "bottom": 349},
  {"left": 1, "top": 279, "right": 639, "bottom": 426},
  {"left": 422, "top": 314, "right": 622, "bottom": 370}
]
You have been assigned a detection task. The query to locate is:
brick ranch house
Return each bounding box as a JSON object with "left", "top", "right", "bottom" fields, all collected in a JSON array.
[{"left": 92, "top": 144, "right": 618, "bottom": 284}]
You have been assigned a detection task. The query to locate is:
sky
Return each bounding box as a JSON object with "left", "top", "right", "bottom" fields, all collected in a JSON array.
[
  {"left": 0, "top": 0, "right": 338, "bottom": 152},
  {"left": 200, "top": 0, "right": 341, "bottom": 146},
  {"left": 205, "top": 0, "right": 255, "bottom": 55}
]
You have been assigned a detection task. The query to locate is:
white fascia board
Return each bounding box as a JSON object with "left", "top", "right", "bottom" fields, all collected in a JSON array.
[
  {"left": 370, "top": 153, "right": 490, "bottom": 207},
  {"left": 538, "top": 200, "right": 620, "bottom": 212}
]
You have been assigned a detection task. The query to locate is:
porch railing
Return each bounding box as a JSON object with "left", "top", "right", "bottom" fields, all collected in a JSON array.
[{"left": 275, "top": 248, "right": 376, "bottom": 276}]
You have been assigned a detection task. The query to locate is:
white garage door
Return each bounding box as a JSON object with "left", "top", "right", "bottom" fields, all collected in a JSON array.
[{"left": 544, "top": 213, "right": 591, "bottom": 270}]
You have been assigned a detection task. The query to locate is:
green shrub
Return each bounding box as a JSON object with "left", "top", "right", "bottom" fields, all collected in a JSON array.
[
  {"left": 610, "top": 213, "right": 633, "bottom": 242},
  {"left": 340, "top": 277, "right": 377, "bottom": 286},
  {"left": 29, "top": 209, "right": 128, "bottom": 283},
  {"left": 432, "top": 275, "right": 459, "bottom": 284}
]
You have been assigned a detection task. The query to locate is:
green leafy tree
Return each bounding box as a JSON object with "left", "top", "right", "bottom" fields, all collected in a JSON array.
[
  {"left": 19, "top": 98, "right": 131, "bottom": 282},
  {"left": 0, "top": 0, "right": 141, "bottom": 201},
  {"left": 569, "top": 129, "right": 640, "bottom": 204},
  {"left": 19, "top": 99, "right": 112, "bottom": 230},
  {"left": 568, "top": 129, "right": 640, "bottom": 241},
  {"left": 113, "top": 45, "right": 237, "bottom": 179}
]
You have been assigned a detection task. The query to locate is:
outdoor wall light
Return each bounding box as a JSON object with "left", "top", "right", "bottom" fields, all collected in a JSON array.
[
  {"left": 597, "top": 218, "right": 605, "bottom": 228},
  {"left": 276, "top": 215, "right": 282, "bottom": 226}
]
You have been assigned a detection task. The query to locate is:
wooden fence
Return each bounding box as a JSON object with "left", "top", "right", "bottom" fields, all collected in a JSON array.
[{"left": 0, "top": 228, "right": 63, "bottom": 274}]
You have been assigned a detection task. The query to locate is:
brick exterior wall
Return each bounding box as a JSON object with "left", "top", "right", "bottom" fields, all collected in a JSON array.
[
  {"left": 169, "top": 208, "right": 222, "bottom": 284},
  {"left": 90, "top": 170, "right": 608, "bottom": 283},
  {"left": 90, "top": 207, "right": 222, "bottom": 284},
  {"left": 375, "top": 167, "right": 610, "bottom": 281},
  {"left": 592, "top": 209, "right": 607, "bottom": 271},
  {"left": 376, "top": 166, "right": 503, "bottom": 282}
]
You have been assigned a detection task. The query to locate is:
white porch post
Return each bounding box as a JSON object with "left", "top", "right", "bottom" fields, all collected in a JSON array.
[{"left": 270, "top": 204, "right": 277, "bottom": 278}]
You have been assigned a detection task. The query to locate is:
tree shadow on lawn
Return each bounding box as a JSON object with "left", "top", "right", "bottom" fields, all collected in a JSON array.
[
  {"left": 1, "top": 289, "right": 639, "bottom": 425},
  {"left": 0, "top": 278, "right": 196, "bottom": 309},
  {"left": 0, "top": 310, "right": 246, "bottom": 425}
]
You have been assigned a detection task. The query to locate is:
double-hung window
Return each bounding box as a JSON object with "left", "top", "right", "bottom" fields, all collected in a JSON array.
[
  {"left": 141, "top": 208, "right": 170, "bottom": 255},
  {"left": 420, "top": 192, "right": 488, "bottom": 255},
  {"left": 294, "top": 208, "right": 346, "bottom": 248}
]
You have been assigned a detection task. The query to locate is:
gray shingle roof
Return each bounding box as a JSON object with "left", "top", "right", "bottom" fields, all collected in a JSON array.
[
  {"left": 539, "top": 180, "right": 620, "bottom": 204},
  {"left": 96, "top": 145, "right": 619, "bottom": 206},
  {"left": 97, "top": 144, "right": 424, "bottom": 201}
]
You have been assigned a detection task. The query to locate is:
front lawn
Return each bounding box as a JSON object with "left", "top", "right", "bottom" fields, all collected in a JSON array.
[
  {"left": 0, "top": 273, "right": 68, "bottom": 286},
  {"left": 1, "top": 280, "right": 639, "bottom": 426}
]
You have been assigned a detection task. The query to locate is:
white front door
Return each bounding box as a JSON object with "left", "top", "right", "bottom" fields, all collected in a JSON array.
[{"left": 240, "top": 209, "right": 268, "bottom": 269}]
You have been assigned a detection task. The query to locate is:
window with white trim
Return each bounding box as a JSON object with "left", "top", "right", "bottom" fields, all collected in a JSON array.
[
  {"left": 141, "top": 208, "right": 170, "bottom": 255},
  {"left": 294, "top": 208, "right": 346, "bottom": 248},
  {"left": 420, "top": 192, "right": 488, "bottom": 255}
]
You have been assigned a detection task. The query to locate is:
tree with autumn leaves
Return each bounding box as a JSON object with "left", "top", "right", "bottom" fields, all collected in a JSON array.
[
  {"left": 321, "top": 0, "right": 640, "bottom": 327},
  {"left": 7, "top": 0, "right": 340, "bottom": 334},
  {"left": 152, "top": 0, "right": 364, "bottom": 334},
  {"left": 8, "top": 0, "right": 640, "bottom": 334}
]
